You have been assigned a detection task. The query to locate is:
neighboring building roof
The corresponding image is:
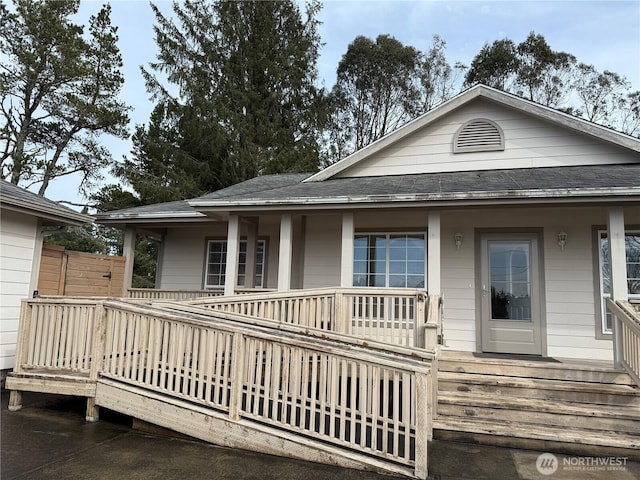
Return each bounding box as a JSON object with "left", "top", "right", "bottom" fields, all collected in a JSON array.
[
  {"left": 305, "top": 84, "right": 640, "bottom": 183},
  {"left": 189, "top": 164, "right": 640, "bottom": 210},
  {"left": 0, "top": 180, "right": 92, "bottom": 225}
]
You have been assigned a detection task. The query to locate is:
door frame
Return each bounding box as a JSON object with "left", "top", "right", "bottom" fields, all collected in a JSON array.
[{"left": 474, "top": 228, "right": 547, "bottom": 356}]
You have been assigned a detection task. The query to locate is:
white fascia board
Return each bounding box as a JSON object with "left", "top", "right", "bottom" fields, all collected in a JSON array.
[
  {"left": 190, "top": 187, "right": 640, "bottom": 210},
  {"left": 95, "top": 211, "right": 207, "bottom": 221}
]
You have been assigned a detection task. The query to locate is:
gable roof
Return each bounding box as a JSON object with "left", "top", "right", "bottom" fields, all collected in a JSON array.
[
  {"left": 0, "top": 180, "right": 92, "bottom": 225},
  {"left": 304, "top": 84, "right": 640, "bottom": 183}
]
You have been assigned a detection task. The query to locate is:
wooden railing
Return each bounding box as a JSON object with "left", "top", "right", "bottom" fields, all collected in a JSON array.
[
  {"left": 127, "top": 288, "right": 274, "bottom": 300},
  {"left": 184, "top": 287, "right": 441, "bottom": 349},
  {"left": 608, "top": 298, "right": 640, "bottom": 387},
  {"left": 11, "top": 298, "right": 100, "bottom": 376}
]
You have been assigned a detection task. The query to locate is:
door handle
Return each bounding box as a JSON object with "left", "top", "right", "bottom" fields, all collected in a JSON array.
[
  {"left": 481, "top": 284, "right": 490, "bottom": 297},
  {"left": 102, "top": 272, "right": 112, "bottom": 280}
]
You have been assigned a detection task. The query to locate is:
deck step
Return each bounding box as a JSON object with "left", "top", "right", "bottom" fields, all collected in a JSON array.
[
  {"left": 438, "top": 371, "right": 640, "bottom": 407},
  {"left": 438, "top": 391, "right": 640, "bottom": 434},
  {"left": 439, "top": 353, "right": 634, "bottom": 385},
  {"left": 433, "top": 417, "right": 640, "bottom": 450}
]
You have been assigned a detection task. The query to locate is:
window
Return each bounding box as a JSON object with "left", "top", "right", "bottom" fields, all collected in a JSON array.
[
  {"left": 598, "top": 230, "right": 640, "bottom": 334},
  {"left": 353, "top": 233, "right": 425, "bottom": 288},
  {"left": 205, "top": 239, "right": 266, "bottom": 288}
]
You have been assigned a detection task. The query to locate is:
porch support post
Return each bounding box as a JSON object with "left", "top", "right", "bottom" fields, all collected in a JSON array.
[
  {"left": 608, "top": 207, "right": 628, "bottom": 302},
  {"left": 122, "top": 226, "right": 136, "bottom": 297},
  {"left": 278, "top": 214, "right": 293, "bottom": 291},
  {"left": 341, "top": 213, "right": 354, "bottom": 287},
  {"left": 427, "top": 211, "right": 441, "bottom": 295},
  {"left": 607, "top": 207, "right": 627, "bottom": 368},
  {"left": 224, "top": 215, "right": 240, "bottom": 296},
  {"left": 244, "top": 218, "right": 258, "bottom": 289}
]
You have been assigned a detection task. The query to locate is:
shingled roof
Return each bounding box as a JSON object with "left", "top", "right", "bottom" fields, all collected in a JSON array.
[
  {"left": 189, "top": 164, "right": 640, "bottom": 209},
  {"left": 0, "top": 180, "right": 92, "bottom": 225}
]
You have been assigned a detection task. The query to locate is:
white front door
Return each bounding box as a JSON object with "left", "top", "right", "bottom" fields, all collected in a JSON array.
[{"left": 480, "top": 233, "right": 543, "bottom": 355}]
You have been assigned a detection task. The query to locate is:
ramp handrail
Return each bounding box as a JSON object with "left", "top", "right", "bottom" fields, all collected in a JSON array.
[
  {"left": 97, "top": 300, "right": 431, "bottom": 477},
  {"left": 607, "top": 298, "right": 640, "bottom": 386},
  {"left": 184, "top": 287, "right": 439, "bottom": 349}
]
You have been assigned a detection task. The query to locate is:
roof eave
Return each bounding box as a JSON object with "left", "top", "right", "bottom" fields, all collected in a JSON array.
[
  {"left": 189, "top": 187, "right": 640, "bottom": 211},
  {"left": 95, "top": 211, "right": 209, "bottom": 224},
  {"left": 1, "top": 200, "right": 93, "bottom": 225}
]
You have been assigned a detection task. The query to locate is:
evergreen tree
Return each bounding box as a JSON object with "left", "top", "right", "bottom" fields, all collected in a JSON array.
[
  {"left": 117, "top": 0, "right": 325, "bottom": 204},
  {"left": 0, "top": 0, "right": 129, "bottom": 196}
]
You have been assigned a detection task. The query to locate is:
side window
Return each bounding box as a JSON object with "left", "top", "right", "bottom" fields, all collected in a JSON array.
[
  {"left": 597, "top": 230, "right": 640, "bottom": 334},
  {"left": 205, "top": 239, "right": 266, "bottom": 288}
]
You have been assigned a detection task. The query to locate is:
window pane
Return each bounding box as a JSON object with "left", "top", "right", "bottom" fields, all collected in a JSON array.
[
  {"left": 407, "top": 261, "right": 424, "bottom": 274},
  {"left": 354, "top": 260, "right": 367, "bottom": 275},
  {"left": 389, "top": 261, "right": 406, "bottom": 274}
]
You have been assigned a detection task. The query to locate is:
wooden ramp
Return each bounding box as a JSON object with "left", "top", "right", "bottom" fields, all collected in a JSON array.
[
  {"left": 435, "top": 351, "right": 640, "bottom": 455},
  {"left": 6, "top": 296, "right": 436, "bottom": 479}
]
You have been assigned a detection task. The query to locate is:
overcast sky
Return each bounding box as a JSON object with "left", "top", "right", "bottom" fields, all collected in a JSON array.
[{"left": 46, "top": 0, "right": 640, "bottom": 205}]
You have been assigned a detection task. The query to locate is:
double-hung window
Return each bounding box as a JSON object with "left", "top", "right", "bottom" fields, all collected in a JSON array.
[
  {"left": 205, "top": 239, "right": 266, "bottom": 288},
  {"left": 353, "top": 233, "right": 426, "bottom": 288},
  {"left": 597, "top": 230, "right": 640, "bottom": 334}
]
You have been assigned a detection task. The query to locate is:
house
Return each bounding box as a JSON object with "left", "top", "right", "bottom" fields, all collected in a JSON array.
[
  {"left": 97, "top": 84, "right": 640, "bottom": 362},
  {"left": 6, "top": 85, "right": 639, "bottom": 474},
  {"left": 0, "top": 180, "right": 92, "bottom": 371}
]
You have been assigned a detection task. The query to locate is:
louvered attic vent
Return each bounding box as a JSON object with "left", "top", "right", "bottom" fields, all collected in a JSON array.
[{"left": 453, "top": 119, "right": 505, "bottom": 153}]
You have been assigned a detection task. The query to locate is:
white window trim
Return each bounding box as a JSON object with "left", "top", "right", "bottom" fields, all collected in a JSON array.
[
  {"left": 353, "top": 232, "right": 427, "bottom": 288},
  {"left": 597, "top": 229, "right": 640, "bottom": 335},
  {"left": 205, "top": 239, "right": 266, "bottom": 289}
]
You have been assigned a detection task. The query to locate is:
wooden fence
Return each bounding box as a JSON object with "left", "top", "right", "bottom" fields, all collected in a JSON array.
[
  {"left": 608, "top": 298, "right": 640, "bottom": 387},
  {"left": 38, "top": 245, "right": 125, "bottom": 296}
]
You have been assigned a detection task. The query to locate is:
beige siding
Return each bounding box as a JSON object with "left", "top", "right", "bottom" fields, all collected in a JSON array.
[
  {"left": 303, "top": 214, "right": 341, "bottom": 288},
  {"left": 338, "top": 99, "right": 639, "bottom": 178},
  {"left": 0, "top": 210, "right": 38, "bottom": 370},
  {"left": 158, "top": 217, "right": 282, "bottom": 290},
  {"left": 159, "top": 225, "right": 226, "bottom": 289}
]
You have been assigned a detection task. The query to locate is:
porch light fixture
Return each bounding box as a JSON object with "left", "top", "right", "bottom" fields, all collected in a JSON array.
[
  {"left": 454, "top": 232, "right": 463, "bottom": 250},
  {"left": 557, "top": 231, "right": 568, "bottom": 251}
]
